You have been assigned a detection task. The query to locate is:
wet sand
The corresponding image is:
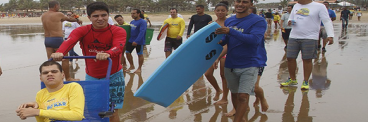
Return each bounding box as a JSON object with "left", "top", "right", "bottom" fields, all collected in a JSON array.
[{"left": 0, "top": 23, "right": 368, "bottom": 122}]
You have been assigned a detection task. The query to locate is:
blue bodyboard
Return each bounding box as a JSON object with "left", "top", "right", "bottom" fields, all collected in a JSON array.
[{"left": 134, "top": 22, "right": 224, "bottom": 107}]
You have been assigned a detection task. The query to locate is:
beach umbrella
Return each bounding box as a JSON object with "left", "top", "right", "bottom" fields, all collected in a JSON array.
[{"left": 337, "top": 1, "right": 356, "bottom": 6}]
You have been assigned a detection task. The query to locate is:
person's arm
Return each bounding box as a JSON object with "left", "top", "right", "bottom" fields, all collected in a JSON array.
[
  {"left": 178, "top": 19, "right": 185, "bottom": 39},
  {"left": 0, "top": 65, "right": 2, "bottom": 76},
  {"left": 53, "top": 27, "right": 83, "bottom": 61},
  {"left": 320, "top": 7, "right": 334, "bottom": 44},
  {"left": 146, "top": 17, "right": 152, "bottom": 27},
  {"left": 61, "top": 12, "right": 80, "bottom": 23},
  {"left": 38, "top": 83, "right": 85, "bottom": 121},
  {"left": 213, "top": 45, "right": 227, "bottom": 69},
  {"left": 331, "top": 10, "right": 337, "bottom": 21},
  {"left": 340, "top": 11, "right": 343, "bottom": 20},
  {"left": 187, "top": 16, "right": 194, "bottom": 38},
  {"left": 217, "top": 20, "right": 267, "bottom": 45},
  {"left": 133, "top": 20, "right": 147, "bottom": 45},
  {"left": 104, "top": 27, "right": 126, "bottom": 58},
  {"left": 280, "top": 15, "right": 285, "bottom": 29}
]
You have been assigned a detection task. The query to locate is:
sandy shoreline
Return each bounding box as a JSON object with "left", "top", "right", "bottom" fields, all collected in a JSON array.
[{"left": 0, "top": 12, "right": 366, "bottom": 25}]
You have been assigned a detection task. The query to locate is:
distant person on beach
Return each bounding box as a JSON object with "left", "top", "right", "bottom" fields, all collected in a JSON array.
[
  {"left": 280, "top": 0, "right": 334, "bottom": 90},
  {"left": 141, "top": 10, "right": 152, "bottom": 27},
  {"left": 187, "top": 5, "right": 212, "bottom": 38},
  {"left": 50, "top": 2, "right": 126, "bottom": 122},
  {"left": 280, "top": 5, "right": 293, "bottom": 49},
  {"left": 125, "top": 9, "right": 147, "bottom": 73},
  {"left": 162, "top": 8, "right": 185, "bottom": 58},
  {"left": 16, "top": 61, "right": 85, "bottom": 121},
  {"left": 215, "top": 0, "right": 267, "bottom": 121},
  {"left": 340, "top": 7, "right": 350, "bottom": 29},
  {"left": 41, "top": 1, "right": 81, "bottom": 81},
  {"left": 356, "top": 9, "right": 362, "bottom": 21},
  {"left": 62, "top": 11, "right": 81, "bottom": 62},
  {"left": 265, "top": 9, "right": 273, "bottom": 27},
  {"left": 0, "top": 64, "right": 2, "bottom": 76}
]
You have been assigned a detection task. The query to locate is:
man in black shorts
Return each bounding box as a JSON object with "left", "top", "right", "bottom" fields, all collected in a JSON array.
[{"left": 280, "top": 5, "right": 293, "bottom": 49}]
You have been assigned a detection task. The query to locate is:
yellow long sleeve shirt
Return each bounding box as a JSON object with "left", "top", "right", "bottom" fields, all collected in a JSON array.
[
  {"left": 163, "top": 17, "right": 185, "bottom": 38},
  {"left": 35, "top": 82, "right": 85, "bottom": 122}
]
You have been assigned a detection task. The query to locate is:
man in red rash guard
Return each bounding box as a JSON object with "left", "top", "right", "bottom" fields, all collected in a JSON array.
[{"left": 51, "top": 2, "right": 126, "bottom": 122}]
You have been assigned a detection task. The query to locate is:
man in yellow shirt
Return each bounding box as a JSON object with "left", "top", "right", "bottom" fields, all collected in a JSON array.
[
  {"left": 163, "top": 8, "right": 185, "bottom": 58},
  {"left": 16, "top": 61, "right": 85, "bottom": 122}
]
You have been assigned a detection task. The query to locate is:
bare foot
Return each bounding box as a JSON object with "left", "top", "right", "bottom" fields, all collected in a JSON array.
[
  {"left": 253, "top": 98, "right": 260, "bottom": 107},
  {"left": 224, "top": 109, "right": 236, "bottom": 117},
  {"left": 134, "top": 69, "right": 142, "bottom": 73},
  {"left": 124, "top": 67, "right": 135, "bottom": 72},
  {"left": 214, "top": 99, "right": 228, "bottom": 105},
  {"left": 213, "top": 90, "right": 223, "bottom": 101},
  {"left": 260, "top": 98, "right": 269, "bottom": 112},
  {"left": 66, "top": 78, "right": 80, "bottom": 81}
]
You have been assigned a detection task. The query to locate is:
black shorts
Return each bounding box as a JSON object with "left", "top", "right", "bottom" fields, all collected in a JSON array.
[
  {"left": 164, "top": 37, "right": 182, "bottom": 52},
  {"left": 282, "top": 29, "right": 292, "bottom": 41},
  {"left": 125, "top": 42, "right": 143, "bottom": 55},
  {"left": 258, "top": 67, "right": 265, "bottom": 76}
]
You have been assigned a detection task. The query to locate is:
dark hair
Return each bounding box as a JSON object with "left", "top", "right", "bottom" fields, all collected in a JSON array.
[
  {"left": 142, "top": 10, "right": 145, "bottom": 12},
  {"left": 215, "top": 1, "right": 229, "bottom": 10},
  {"left": 288, "top": 4, "right": 294, "bottom": 8},
  {"left": 323, "top": 1, "right": 329, "bottom": 4},
  {"left": 133, "top": 9, "right": 144, "bottom": 19},
  {"left": 48, "top": 1, "right": 59, "bottom": 8},
  {"left": 250, "top": 7, "right": 257, "bottom": 14},
  {"left": 196, "top": 5, "right": 205, "bottom": 9},
  {"left": 114, "top": 15, "right": 123, "bottom": 19},
  {"left": 39, "top": 61, "right": 62, "bottom": 73},
  {"left": 170, "top": 8, "right": 178, "bottom": 13},
  {"left": 87, "top": 2, "right": 109, "bottom": 16}
]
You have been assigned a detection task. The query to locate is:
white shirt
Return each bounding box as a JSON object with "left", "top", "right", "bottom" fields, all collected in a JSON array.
[
  {"left": 288, "top": 2, "right": 331, "bottom": 40},
  {"left": 62, "top": 21, "right": 80, "bottom": 38},
  {"left": 281, "top": 12, "right": 292, "bottom": 29},
  {"left": 108, "top": 17, "right": 114, "bottom": 25}
]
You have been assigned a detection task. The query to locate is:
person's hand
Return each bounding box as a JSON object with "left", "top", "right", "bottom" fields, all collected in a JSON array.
[
  {"left": 208, "top": 21, "right": 213, "bottom": 24},
  {"left": 176, "top": 36, "right": 182, "bottom": 40},
  {"left": 96, "top": 53, "right": 110, "bottom": 60},
  {"left": 18, "top": 102, "right": 38, "bottom": 109},
  {"left": 132, "top": 42, "right": 138, "bottom": 46},
  {"left": 51, "top": 53, "right": 64, "bottom": 61},
  {"left": 149, "top": 24, "right": 152, "bottom": 27},
  {"left": 0, "top": 66, "right": 2, "bottom": 76},
  {"left": 327, "top": 37, "right": 334, "bottom": 45},
  {"left": 16, "top": 108, "right": 39, "bottom": 120},
  {"left": 213, "top": 59, "right": 220, "bottom": 69},
  {"left": 77, "top": 20, "right": 83, "bottom": 25},
  {"left": 186, "top": 35, "right": 190, "bottom": 39},
  {"left": 287, "top": 20, "right": 294, "bottom": 26},
  {"left": 215, "top": 27, "right": 230, "bottom": 34}
]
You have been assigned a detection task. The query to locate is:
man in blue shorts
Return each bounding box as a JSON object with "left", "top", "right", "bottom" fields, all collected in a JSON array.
[
  {"left": 41, "top": 1, "right": 81, "bottom": 81},
  {"left": 215, "top": 0, "right": 267, "bottom": 121},
  {"left": 280, "top": 0, "right": 334, "bottom": 90},
  {"left": 125, "top": 9, "right": 147, "bottom": 73}
]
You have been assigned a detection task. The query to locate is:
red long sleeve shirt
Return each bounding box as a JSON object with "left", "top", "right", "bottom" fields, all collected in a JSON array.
[{"left": 57, "top": 24, "right": 126, "bottom": 78}]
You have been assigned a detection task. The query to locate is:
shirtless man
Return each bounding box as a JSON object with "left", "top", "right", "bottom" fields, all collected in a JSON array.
[{"left": 41, "top": 1, "right": 81, "bottom": 81}]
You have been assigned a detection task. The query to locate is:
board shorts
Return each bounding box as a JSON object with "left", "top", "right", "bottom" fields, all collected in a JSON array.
[
  {"left": 164, "top": 37, "right": 182, "bottom": 52},
  {"left": 282, "top": 29, "right": 292, "bottom": 41},
  {"left": 125, "top": 42, "right": 144, "bottom": 55},
  {"left": 224, "top": 67, "right": 258, "bottom": 95},
  {"left": 85, "top": 69, "right": 125, "bottom": 109},
  {"left": 287, "top": 38, "right": 318, "bottom": 60},
  {"left": 319, "top": 26, "right": 327, "bottom": 39},
  {"left": 45, "top": 37, "right": 64, "bottom": 48}
]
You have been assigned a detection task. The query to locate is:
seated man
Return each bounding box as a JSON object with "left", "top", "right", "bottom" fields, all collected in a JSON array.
[{"left": 16, "top": 61, "right": 85, "bottom": 121}]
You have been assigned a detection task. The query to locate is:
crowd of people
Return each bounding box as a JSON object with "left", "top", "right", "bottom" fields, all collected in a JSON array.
[{"left": 10, "top": 0, "right": 341, "bottom": 121}]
